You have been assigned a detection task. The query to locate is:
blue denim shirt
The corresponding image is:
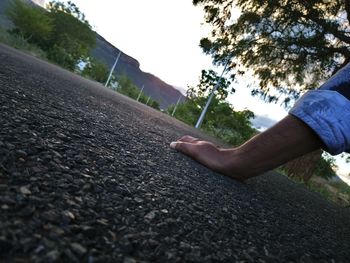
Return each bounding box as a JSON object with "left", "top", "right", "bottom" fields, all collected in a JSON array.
[{"left": 289, "top": 63, "right": 350, "bottom": 155}]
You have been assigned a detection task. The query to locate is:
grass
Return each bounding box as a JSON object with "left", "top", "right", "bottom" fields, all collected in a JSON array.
[
  {"left": 0, "top": 27, "right": 46, "bottom": 58},
  {"left": 284, "top": 172, "right": 350, "bottom": 207},
  {"left": 327, "top": 179, "right": 350, "bottom": 205},
  {"left": 306, "top": 179, "right": 334, "bottom": 202}
]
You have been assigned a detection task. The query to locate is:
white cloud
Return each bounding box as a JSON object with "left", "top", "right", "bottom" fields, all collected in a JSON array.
[{"left": 251, "top": 115, "right": 277, "bottom": 131}]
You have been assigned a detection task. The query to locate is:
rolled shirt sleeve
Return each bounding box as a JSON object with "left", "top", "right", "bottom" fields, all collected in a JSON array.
[{"left": 289, "top": 63, "right": 350, "bottom": 155}]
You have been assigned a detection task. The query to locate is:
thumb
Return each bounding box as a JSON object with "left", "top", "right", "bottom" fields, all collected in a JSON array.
[{"left": 169, "top": 141, "right": 178, "bottom": 149}]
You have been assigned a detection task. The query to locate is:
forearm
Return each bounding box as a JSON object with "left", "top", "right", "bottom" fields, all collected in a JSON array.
[
  {"left": 232, "top": 114, "right": 323, "bottom": 177},
  {"left": 172, "top": 64, "right": 350, "bottom": 181}
]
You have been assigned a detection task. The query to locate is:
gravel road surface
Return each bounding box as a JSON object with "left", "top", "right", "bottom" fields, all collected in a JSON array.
[{"left": 1, "top": 44, "right": 350, "bottom": 262}]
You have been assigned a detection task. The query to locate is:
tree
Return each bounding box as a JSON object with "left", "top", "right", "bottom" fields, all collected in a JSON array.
[
  {"left": 193, "top": 0, "right": 350, "bottom": 103},
  {"left": 117, "top": 74, "right": 161, "bottom": 110},
  {"left": 194, "top": 0, "right": 350, "bottom": 180},
  {"left": 148, "top": 100, "right": 160, "bottom": 110},
  {"left": 6, "top": 0, "right": 96, "bottom": 70},
  {"left": 314, "top": 154, "right": 337, "bottom": 180},
  {"left": 283, "top": 150, "right": 337, "bottom": 182},
  {"left": 6, "top": 0, "right": 53, "bottom": 45},
  {"left": 117, "top": 74, "right": 140, "bottom": 99},
  {"left": 168, "top": 69, "right": 256, "bottom": 146},
  {"left": 169, "top": 96, "right": 256, "bottom": 146},
  {"left": 187, "top": 69, "right": 234, "bottom": 100},
  {"left": 82, "top": 58, "right": 109, "bottom": 83},
  {"left": 46, "top": 1, "right": 96, "bottom": 70}
]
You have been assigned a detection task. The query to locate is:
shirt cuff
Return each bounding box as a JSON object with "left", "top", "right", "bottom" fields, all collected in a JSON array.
[{"left": 289, "top": 90, "right": 350, "bottom": 155}]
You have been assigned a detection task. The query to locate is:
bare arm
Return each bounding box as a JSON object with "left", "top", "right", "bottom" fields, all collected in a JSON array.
[{"left": 171, "top": 114, "right": 323, "bottom": 181}]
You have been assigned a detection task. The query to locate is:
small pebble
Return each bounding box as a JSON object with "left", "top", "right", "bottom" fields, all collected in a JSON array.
[
  {"left": 19, "top": 186, "right": 31, "bottom": 195},
  {"left": 123, "top": 257, "right": 137, "bottom": 263},
  {"left": 70, "top": 243, "right": 87, "bottom": 255},
  {"left": 145, "top": 210, "right": 157, "bottom": 221}
]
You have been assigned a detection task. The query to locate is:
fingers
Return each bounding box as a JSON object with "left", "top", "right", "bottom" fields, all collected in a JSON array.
[
  {"left": 169, "top": 141, "right": 196, "bottom": 156},
  {"left": 178, "top": 135, "right": 199, "bottom": 143},
  {"left": 170, "top": 135, "right": 201, "bottom": 156}
]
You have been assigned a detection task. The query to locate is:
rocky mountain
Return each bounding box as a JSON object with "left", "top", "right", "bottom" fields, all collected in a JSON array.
[
  {"left": 0, "top": 0, "right": 185, "bottom": 109},
  {"left": 92, "top": 34, "right": 185, "bottom": 109}
]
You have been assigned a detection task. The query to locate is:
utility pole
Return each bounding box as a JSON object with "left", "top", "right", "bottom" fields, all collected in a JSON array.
[
  {"left": 195, "top": 61, "right": 229, "bottom": 129},
  {"left": 146, "top": 96, "right": 151, "bottom": 105},
  {"left": 171, "top": 95, "right": 182, "bottom": 116},
  {"left": 136, "top": 85, "right": 144, "bottom": 102},
  {"left": 105, "top": 51, "right": 121, "bottom": 87}
]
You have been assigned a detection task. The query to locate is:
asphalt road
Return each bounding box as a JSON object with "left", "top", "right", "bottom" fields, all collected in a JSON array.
[{"left": 0, "top": 43, "right": 350, "bottom": 262}]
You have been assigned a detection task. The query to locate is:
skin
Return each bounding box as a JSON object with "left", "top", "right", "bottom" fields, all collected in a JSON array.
[{"left": 170, "top": 114, "right": 323, "bottom": 181}]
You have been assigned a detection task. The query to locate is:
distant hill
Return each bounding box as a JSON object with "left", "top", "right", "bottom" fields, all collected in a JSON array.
[
  {"left": 92, "top": 35, "right": 185, "bottom": 109},
  {"left": 0, "top": 0, "right": 185, "bottom": 109}
]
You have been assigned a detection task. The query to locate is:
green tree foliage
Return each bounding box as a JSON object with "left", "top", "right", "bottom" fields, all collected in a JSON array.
[
  {"left": 314, "top": 154, "right": 337, "bottom": 180},
  {"left": 82, "top": 58, "right": 109, "bottom": 83},
  {"left": 193, "top": 0, "right": 350, "bottom": 103},
  {"left": 46, "top": 1, "right": 96, "bottom": 70},
  {"left": 6, "top": 0, "right": 96, "bottom": 70},
  {"left": 0, "top": 26, "right": 47, "bottom": 58},
  {"left": 168, "top": 69, "right": 256, "bottom": 146},
  {"left": 148, "top": 100, "right": 160, "bottom": 110},
  {"left": 117, "top": 74, "right": 140, "bottom": 99},
  {"left": 117, "top": 74, "right": 160, "bottom": 110},
  {"left": 169, "top": 96, "right": 256, "bottom": 146},
  {"left": 187, "top": 69, "right": 234, "bottom": 100},
  {"left": 6, "top": 0, "right": 53, "bottom": 45}
]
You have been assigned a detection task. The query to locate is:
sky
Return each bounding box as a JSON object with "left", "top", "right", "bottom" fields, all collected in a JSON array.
[
  {"left": 53, "top": 0, "right": 348, "bottom": 177},
  {"left": 69, "top": 0, "right": 213, "bottom": 89}
]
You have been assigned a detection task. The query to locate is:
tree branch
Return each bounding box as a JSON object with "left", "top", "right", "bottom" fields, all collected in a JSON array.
[
  {"left": 345, "top": 0, "right": 350, "bottom": 25},
  {"left": 325, "top": 46, "right": 350, "bottom": 58},
  {"left": 332, "top": 56, "right": 350, "bottom": 74},
  {"left": 304, "top": 13, "right": 350, "bottom": 44}
]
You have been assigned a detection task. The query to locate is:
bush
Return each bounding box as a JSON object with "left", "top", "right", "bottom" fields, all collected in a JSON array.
[
  {"left": 82, "top": 58, "right": 109, "bottom": 83},
  {"left": 0, "top": 27, "right": 46, "bottom": 58},
  {"left": 117, "top": 74, "right": 160, "bottom": 110},
  {"left": 117, "top": 74, "right": 140, "bottom": 99},
  {"left": 6, "top": 0, "right": 53, "bottom": 46}
]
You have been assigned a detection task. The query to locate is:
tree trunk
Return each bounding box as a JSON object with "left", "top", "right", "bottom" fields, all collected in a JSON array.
[{"left": 282, "top": 149, "right": 322, "bottom": 182}]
